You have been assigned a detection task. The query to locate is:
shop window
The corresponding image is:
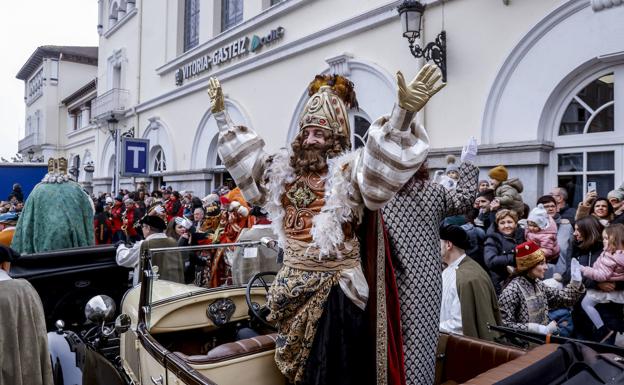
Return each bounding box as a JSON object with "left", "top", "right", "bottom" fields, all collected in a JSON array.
[
  {"left": 221, "top": 0, "right": 243, "bottom": 32},
  {"left": 184, "top": 0, "right": 200, "bottom": 52},
  {"left": 559, "top": 73, "right": 614, "bottom": 135}
]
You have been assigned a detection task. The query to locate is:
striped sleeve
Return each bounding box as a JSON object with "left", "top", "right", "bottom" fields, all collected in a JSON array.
[
  {"left": 214, "top": 110, "right": 268, "bottom": 205},
  {"left": 355, "top": 103, "right": 429, "bottom": 210}
]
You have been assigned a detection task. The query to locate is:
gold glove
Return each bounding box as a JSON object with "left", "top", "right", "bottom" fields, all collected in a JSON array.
[
  {"left": 397, "top": 63, "right": 446, "bottom": 113},
  {"left": 207, "top": 77, "right": 225, "bottom": 113}
]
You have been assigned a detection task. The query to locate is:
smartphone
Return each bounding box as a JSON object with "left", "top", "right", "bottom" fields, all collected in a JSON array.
[{"left": 587, "top": 181, "right": 597, "bottom": 192}]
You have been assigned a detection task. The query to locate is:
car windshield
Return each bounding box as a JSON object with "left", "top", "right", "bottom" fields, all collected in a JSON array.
[{"left": 144, "top": 241, "right": 278, "bottom": 309}]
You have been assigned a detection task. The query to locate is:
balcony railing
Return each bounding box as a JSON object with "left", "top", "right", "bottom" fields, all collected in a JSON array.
[
  {"left": 92, "top": 88, "right": 130, "bottom": 121},
  {"left": 18, "top": 133, "right": 39, "bottom": 152}
]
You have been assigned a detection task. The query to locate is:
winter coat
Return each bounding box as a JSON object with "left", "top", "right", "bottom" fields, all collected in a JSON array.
[
  {"left": 525, "top": 215, "right": 560, "bottom": 261},
  {"left": 461, "top": 223, "right": 486, "bottom": 271},
  {"left": 581, "top": 250, "right": 624, "bottom": 282},
  {"left": 551, "top": 214, "right": 574, "bottom": 277},
  {"left": 495, "top": 178, "right": 524, "bottom": 215},
  {"left": 484, "top": 226, "right": 525, "bottom": 294}
]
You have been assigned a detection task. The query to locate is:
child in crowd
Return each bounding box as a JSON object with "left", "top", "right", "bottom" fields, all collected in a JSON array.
[
  {"left": 524, "top": 204, "right": 560, "bottom": 262},
  {"left": 580, "top": 223, "right": 624, "bottom": 342}
]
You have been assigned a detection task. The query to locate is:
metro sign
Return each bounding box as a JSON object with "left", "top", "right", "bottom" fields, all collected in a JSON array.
[{"left": 121, "top": 138, "right": 149, "bottom": 177}]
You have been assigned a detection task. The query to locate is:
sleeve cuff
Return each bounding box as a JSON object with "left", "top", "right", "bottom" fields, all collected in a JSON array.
[{"left": 389, "top": 103, "right": 416, "bottom": 132}]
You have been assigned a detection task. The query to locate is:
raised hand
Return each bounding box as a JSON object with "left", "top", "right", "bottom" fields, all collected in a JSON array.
[
  {"left": 207, "top": 77, "right": 225, "bottom": 113},
  {"left": 396, "top": 63, "right": 446, "bottom": 113},
  {"left": 461, "top": 136, "right": 478, "bottom": 164}
]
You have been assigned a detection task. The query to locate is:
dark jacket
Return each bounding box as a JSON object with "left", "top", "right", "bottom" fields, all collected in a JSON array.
[
  {"left": 484, "top": 226, "right": 525, "bottom": 294},
  {"left": 565, "top": 240, "right": 624, "bottom": 337},
  {"left": 461, "top": 223, "right": 486, "bottom": 271},
  {"left": 560, "top": 205, "right": 576, "bottom": 226}
]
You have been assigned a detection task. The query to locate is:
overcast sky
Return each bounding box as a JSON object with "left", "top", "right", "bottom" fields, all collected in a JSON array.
[{"left": 0, "top": 1, "right": 98, "bottom": 160}]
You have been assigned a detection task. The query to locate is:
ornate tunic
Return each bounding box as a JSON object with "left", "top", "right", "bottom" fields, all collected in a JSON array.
[{"left": 215, "top": 103, "right": 429, "bottom": 384}]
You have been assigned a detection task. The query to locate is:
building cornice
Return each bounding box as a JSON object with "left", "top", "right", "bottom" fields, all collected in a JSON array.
[{"left": 103, "top": 7, "right": 138, "bottom": 39}]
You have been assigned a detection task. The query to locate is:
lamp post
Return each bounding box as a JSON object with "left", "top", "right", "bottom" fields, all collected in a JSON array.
[
  {"left": 107, "top": 115, "right": 120, "bottom": 195},
  {"left": 398, "top": 0, "right": 447, "bottom": 82}
]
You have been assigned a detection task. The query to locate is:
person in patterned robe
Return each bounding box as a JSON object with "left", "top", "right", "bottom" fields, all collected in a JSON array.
[
  {"left": 208, "top": 64, "right": 445, "bottom": 385},
  {"left": 382, "top": 138, "right": 479, "bottom": 385}
]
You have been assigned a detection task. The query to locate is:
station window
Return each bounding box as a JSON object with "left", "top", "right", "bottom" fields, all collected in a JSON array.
[
  {"left": 153, "top": 148, "right": 167, "bottom": 173},
  {"left": 221, "top": 0, "right": 243, "bottom": 32},
  {"left": 554, "top": 70, "right": 620, "bottom": 207},
  {"left": 184, "top": 0, "right": 200, "bottom": 52}
]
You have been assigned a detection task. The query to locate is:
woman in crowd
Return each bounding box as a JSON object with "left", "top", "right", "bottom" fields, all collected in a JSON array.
[
  {"left": 484, "top": 209, "right": 525, "bottom": 294},
  {"left": 576, "top": 191, "right": 614, "bottom": 226},
  {"left": 566, "top": 216, "right": 624, "bottom": 342},
  {"left": 499, "top": 241, "right": 584, "bottom": 334}
]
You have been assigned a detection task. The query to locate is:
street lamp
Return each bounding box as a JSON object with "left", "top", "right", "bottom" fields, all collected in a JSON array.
[
  {"left": 398, "top": 0, "right": 447, "bottom": 82},
  {"left": 27, "top": 148, "right": 35, "bottom": 162},
  {"left": 84, "top": 161, "right": 95, "bottom": 173}
]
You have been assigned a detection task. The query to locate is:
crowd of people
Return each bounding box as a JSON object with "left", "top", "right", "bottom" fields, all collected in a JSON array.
[{"left": 435, "top": 159, "right": 624, "bottom": 345}]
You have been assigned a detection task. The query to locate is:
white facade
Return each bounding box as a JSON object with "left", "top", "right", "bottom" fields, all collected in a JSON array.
[
  {"left": 91, "top": 0, "right": 624, "bottom": 207},
  {"left": 17, "top": 46, "right": 98, "bottom": 184}
]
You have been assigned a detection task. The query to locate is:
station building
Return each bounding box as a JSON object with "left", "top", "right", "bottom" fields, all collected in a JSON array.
[{"left": 22, "top": 0, "right": 624, "bottom": 207}]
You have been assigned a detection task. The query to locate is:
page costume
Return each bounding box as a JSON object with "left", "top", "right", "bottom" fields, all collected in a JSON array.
[{"left": 210, "top": 66, "right": 443, "bottom": 385}]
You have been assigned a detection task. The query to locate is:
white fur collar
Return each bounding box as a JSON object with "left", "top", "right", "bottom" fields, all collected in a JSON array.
[{"left": 264, "top": 149, "right": 363, "bottom": 258}]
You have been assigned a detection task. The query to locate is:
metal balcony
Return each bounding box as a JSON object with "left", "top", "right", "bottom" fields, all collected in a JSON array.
[{"left": 92, "top": 88, "right": 130, "bottom": 121}]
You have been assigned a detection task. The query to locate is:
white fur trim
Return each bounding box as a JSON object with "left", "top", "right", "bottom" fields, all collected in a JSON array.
[{"left": 263, "top": 150, "right": 295, "bottom": 248}]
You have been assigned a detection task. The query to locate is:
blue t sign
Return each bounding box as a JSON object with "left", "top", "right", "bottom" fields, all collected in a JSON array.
[{"left": 121, "top": 138, "right": 149, "bottom": 177}]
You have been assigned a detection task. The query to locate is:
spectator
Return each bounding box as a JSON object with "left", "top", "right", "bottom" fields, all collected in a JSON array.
[
  {"left": 608, "top": 184, "right": 624, "bottom": 224},
  {"left": 0, "top": 246, "right": 54, "bottom": 385},
  {"left": 94, "top": 203, "right": 112, "bottom": 245},
  {"left": 439, "top": 225, "right": 500, "bottom": 341},
  {"left": 576, "top": 191, "right": 614, "bottom": 226},
  {"left": 110, "top": 196, "right": 125, "bottom": 243},
  {"left": 123, "top": 199, "right": 141, "bottom": 242},
  {"left": 192, "top": 207, "right": 205, "bottom": 229},
  {"left": 461, "top": 210, "right": 487, "bottom": 270},
  {"left": 536, "top": 195, "right": 574, "bottom": 278},
  {"left": 550, "top": 187, "right": 576, "bottom": 225},
  {"left": 116, "top": 215, "right": 184, "bottom": 285},
  {"left": 474, "top": 189, "right": 495, "bottom": 230},
  {"left": 0, "top": 212, "right": 18, "bottom": 247},
  {"left": 164, "top": 190, "right": 183, "bottom": 222},
  {"left": 565, "top": 216, "right": 623, "bottom": 342},
  {"left": 7, "top": 183, "right": 24, "bottom": 202},
  {"left": 488, "top": 165, "right": 524, "bottom": 216},
  {"left": 498, "top": 241, "right": 584, "bottom": 335},
  {"left": 478, "top": 179, "right": 490, "bottom": 194},
  {"left": 525, "top": 204, "right": 560, "bottom": 263},
  {"left": 579, "top": 223, "right": 624, "bottom": 342},
  {"left": 484, "top": 209, "right": 525, "bottom": 294}
]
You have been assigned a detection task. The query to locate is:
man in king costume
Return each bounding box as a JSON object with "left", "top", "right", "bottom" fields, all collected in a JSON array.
[{"left": 208, "top": 64, "right": 444, "bottom": 385}]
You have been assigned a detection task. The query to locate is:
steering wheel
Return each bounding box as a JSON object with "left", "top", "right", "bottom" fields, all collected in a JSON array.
[{"left": 245, "top": 271, "right": 277, "bottom": 329}]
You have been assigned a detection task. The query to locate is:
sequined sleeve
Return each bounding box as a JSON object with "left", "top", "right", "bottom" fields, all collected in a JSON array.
[
  {"left": 214, "top": 110, "right": 269, "bottom": 205},
  {"left": 543, "top": 281, "right": 585, "bottom": 309},
  {"left": 355, "top": 104, "right": 430, "bottom": 210},
  {"left": 498, "top": 279, "right": 530, "bottom": 331}
]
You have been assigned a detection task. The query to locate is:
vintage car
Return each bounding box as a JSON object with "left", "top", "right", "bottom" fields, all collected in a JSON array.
[{"left": 12, "top": 241, "right": 624, "bottom": 385}]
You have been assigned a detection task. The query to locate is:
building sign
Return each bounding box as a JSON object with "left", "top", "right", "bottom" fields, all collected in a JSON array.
[
  {"left": 121, "top": 137, "right": 149, "bottom": 177},
  {"left": 175, "top": 26, "right": 285, "bottom": 86}
]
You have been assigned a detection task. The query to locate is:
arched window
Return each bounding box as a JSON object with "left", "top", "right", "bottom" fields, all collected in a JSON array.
[
  {"left": 552, "top": 67, "right": 622, "bottom": 206},
  {"left": 152, "top": 147, "right": 167, "bottom": 174},
  {"left": 350, "top": 111, "right": 372, "bottom": 150}
]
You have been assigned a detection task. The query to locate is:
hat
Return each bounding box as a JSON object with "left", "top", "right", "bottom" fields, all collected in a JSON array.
[
  {"left": 0, "top": 212, "right": 18, "bottom": 224},
  {"left": 124, "top": 198, "right": 135, "bottom": 205},
  {"left": 105, "top": 197, "right": 114, "bottom": 204},
  {"left": 527, "top": 204, "right": 549, "bottom": 230},
  {"left": 114, "top": 195, "right": 123, "bottom": 202},
  {"left": 445, "top": 155, "right": 459, "bottom": 174},
  {"left": 488, "top": 165, "right": 509, "bottom": 182},
  {"left": 219, "top": 196, "right": 231, "bottom": 206},
  {"left": 298, "top": 74, "right": 358, "bottom": 151},
  {"left": 139, "top": 215, "right": 167, "bottom": 231},
  {"left": 439, "top": 224, "right": 471, "bottom": 250},
  {"left": 202, "top": 193, "right": 220, "bottom": 206},
  {"left": 205, "top": 204, "right": 221, "bottom": 217},
  {"left": 0, "top": 245, "right": 20, "bottom": 263},
  {"left": 250, "top": 206, "right": 268, "bottom": 217},
  {"left": 477, "top": 189, "right": 495, "bottom": 202},
  {"left": 607, "top": 183, "right": 624, "bottom": 201},
  {"left": 515, "top": 241, "right": 545, "bottom": 272},
  {"left": 174, "top": 217, "right": 192, "bottom": 230}
]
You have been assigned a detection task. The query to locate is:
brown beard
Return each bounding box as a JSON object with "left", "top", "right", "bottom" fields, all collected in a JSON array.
[{"left": 294, "top": 143, "right": 328, "bottom": 174}]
